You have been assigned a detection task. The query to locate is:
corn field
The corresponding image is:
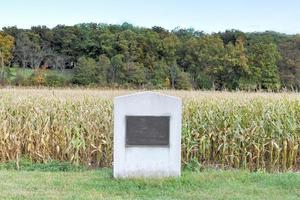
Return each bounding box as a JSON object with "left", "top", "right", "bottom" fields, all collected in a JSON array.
[{"left": 0, "top": 88, "right": 299, "bottom": 171}]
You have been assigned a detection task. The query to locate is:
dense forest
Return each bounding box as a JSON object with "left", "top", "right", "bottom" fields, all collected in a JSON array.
[{"left": 0, "top": 22, "right": 299, "bottom": 90}]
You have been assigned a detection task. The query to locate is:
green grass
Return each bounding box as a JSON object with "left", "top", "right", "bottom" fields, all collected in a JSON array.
[
  {"left": 9, "top": 67, "right": 34, "bottom": 78},
  {"left": 44, "top": 68, "right": 74, "bottom": 82},
  {"left": 0, "top": 159, "right": 85, "bottom": 172},
  {"left": 0, "top": 167, "right": 299, "bottom": 200},
  {"left": 8, "top": 67, "right": 74, "bottom": 81}
]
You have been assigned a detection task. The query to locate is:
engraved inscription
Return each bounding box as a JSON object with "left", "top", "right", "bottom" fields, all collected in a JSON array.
[{"left": 126, "top": 116, "right": 170, "bottom": 146}]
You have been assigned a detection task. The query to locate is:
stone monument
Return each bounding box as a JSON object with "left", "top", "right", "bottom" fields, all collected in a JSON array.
[{"left": 113, "top": 91, "right": 182, "bottom": 178}]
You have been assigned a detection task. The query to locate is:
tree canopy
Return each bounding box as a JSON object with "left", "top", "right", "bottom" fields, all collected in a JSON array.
[{"left": 0, "top": 23, "right": 299, "bottom": 90}]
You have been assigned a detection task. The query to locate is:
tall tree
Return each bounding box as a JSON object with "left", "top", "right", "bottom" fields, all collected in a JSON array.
[
  {"left": 278, "top": 35, "right": 300, "bottom": 89},
  {"left": 219, "top": 37, "right": 249, "bottom": 89},
  {"left": 14, "top": 32, "right": 31, "bottom": 69},
  {"left": 110, "top": 54, "right": 124, "bottom": 84},
  {"left": 14, "top": 32, "right": 48, "bottom": 69},
  {"left": 247, "top": 39, "right": 281, "bottom": 90},
  {"left": 0, "top": 32, "right": 14, "bottom": 81},
  {"left": 73, "top": 57, "right": 98, "bottom": 85},
  {"left": 0, "top": 32, "right": 14, "bottom": 67},
  {"left": 178, "top": 35, "right": 224, "bottom": 89},
  {"left": 97, "top": 54, "right": 111, "bottom": 84},
  {"left": 123, "top": 62, "right": 146, "bottom": 86}
]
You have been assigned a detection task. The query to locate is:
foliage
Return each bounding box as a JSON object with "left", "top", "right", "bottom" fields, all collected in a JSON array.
[
  {"left": 0, "top": 32, "right": 14, "bottom": 83},
  {"left": 30, "top": 68, "right": 46, "bottom": 85},
  {"left": 8, "top": 67, "right": 72, "bottom": 86},
  {"left": 175, "top": 71, "right": 192, "bottom": 90},
  {"left": 1, "top": 24, "right": 298, "bottom": 90},
  {"left": 0, "top": 67, "right": 12, "bottom": 84},
  {"left": 247, "top": 38, "right": 281, "bottom": 90},
  {"left": 45, "top": 73, "right": 68, "bottom": 87},
  {"left": 195, "top": 72, "right": 213, "bottom": 89},
  {"left": 97, "top": 54, "right": 110, "bottom": 84},
  {"left": 123, "top": 61, "right": 146, "bottom": 86},
  {"left": 150, "top": 60, "right": 170, "bottom": 88},
  {"left": 0, "top": 32, "right": 14, "bottom": 66},
  {"left": 278, "top": 35, "right": 300, "bottom": 90},
  {"left": 73, "top": 57, "right": 99, "bottom": 85},
  {"left": 110, "top": 54, "right": 124, "bottom": 84},
  {"left": 13, "top": 69, "right": 27, "bottom": 86}
]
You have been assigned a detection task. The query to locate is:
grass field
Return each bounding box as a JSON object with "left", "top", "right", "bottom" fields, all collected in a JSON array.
[{"left": 0, "top": 168, "right": 299, "bottom": 200}]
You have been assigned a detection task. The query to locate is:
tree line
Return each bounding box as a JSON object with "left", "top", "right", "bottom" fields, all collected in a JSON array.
[{"left": 0, "top": 22, "right": 299, "bottom": 90}]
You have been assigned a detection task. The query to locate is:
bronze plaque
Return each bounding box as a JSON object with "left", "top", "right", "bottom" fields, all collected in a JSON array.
[{"left": 126, "top": 116, "right": 170, "bottom": 146}]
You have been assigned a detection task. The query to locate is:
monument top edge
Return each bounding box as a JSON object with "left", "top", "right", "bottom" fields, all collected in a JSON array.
[{"left": 114, "top": 91, "right": 181, "bottom": 101}]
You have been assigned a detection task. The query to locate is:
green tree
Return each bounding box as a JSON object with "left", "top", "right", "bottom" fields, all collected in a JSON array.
[
  {"left": 151, "top": 60, "right": 170, "bottom": 88},
  {"left": 1, "top": 23, "right": 298, "bottom": 90},
  {"left": 97, "top": 54, "right": 111, "bottom": 84},
  {"left": 195, "top": 72, "right": 213, "bottom": 89},
  {"left": 278, "top": 35, "right": 300, "bottom": 89},
  {"left": 175, "top": 71, "right": 192, "bottom": 90},
  {"left": 219, "top": 29, "right": 245, "bottom": 45},
  {"left": 73, "top": 57, "right": 98, "bottom": 85},
  {"left": 0, "top": 32, "right": 14, "bottom": 66},
  {"left": 123, "top": 62, "right": 146, "bottom": 86},
  {"left": 177, "top": 35, "right": 224, "bottom": 88},
  {"left": 110, "top": 54, "right": 124, "bottom": 84},
  {"left": 170, "top": 62, "right": 180, "bottom": 89},
  {"left": 0, "top": 32, "right": 14, "bottom": 82},
  {"left": 161, "top": 35, "right": 179, "bottom": 64},
  {"left": 247, "top": 39, "right": 281, "bottom": 90},
  {"left": 221, "top": 37, "right": 249, "bottom": 89}
]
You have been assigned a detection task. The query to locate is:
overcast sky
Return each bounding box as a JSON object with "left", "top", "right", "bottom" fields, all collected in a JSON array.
[{"left": 0, "top": 0, "right": 299, "bottom": 34}]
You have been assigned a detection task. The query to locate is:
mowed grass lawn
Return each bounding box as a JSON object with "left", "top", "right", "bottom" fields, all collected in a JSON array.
[{"left": 1, "top": 169, "right": 300, "bottom": 200}]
